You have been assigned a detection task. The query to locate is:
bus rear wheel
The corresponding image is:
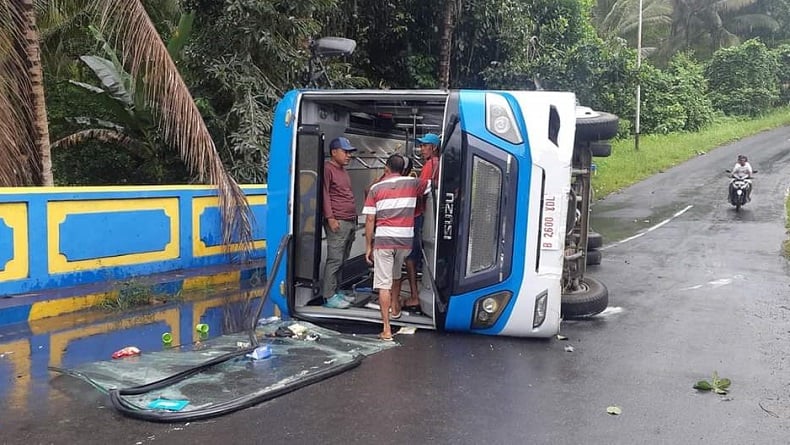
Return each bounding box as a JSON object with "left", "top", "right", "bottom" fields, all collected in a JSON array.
[{"left": 561, "top": 277, "right": 608, "bottom": 319}]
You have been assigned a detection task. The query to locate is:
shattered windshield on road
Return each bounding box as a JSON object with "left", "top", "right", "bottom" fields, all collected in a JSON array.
[{"left": 51, "top": 321, "right": 395, "bottom": 419}]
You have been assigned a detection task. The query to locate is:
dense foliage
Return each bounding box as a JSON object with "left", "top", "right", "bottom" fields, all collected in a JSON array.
[
  {"left": 30, "top": 0, "right": 790, "bottom": 185},
  {"left": 707, "top": 39, "right": 780, "bottom": 116}
]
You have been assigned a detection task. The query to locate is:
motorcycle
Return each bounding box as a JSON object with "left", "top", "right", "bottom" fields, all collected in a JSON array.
[{"left": 725, "top": 169, "right": 757, "bottom": 212}]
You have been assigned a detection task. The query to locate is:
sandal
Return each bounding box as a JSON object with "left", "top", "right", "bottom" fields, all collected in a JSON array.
[
  {"left": 403, "top": 305, "right": 422, "bottom": 315},
  {"left": 390, "top": 311, "right": 402, "bottom": 320},
  {"left": 378, "top": 333, "right": 393, "bottom": 341}
]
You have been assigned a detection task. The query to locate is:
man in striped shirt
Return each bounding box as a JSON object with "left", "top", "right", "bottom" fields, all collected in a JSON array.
[{"left": 363, "top": 154, "right": 429, "bottom": 341}]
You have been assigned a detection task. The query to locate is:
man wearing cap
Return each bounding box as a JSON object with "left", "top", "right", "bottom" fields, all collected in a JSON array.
[
  {"left": 322, "top": 136, "right": 358, "bottom": 309},
  {"left": 364, "top": 154, "right": 429, "bottom": 340},
  {"left": 402, "top": 133, "right": 441, "bottom": 313}
]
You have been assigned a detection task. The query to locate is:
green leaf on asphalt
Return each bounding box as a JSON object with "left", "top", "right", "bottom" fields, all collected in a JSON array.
[
  {"left": 694, "top": 372, "right": 731, "bottom": 394},
  {"left": 606, "top": 406, "right": 622, "bottom": 415},
  {"left": 694, "top": 380, "right": 713, "bottom": 391}
]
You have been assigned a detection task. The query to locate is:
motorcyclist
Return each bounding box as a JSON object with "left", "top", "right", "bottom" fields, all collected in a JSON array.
[{"left": 730, "top": 154, "right": 753, "bottom": 202}]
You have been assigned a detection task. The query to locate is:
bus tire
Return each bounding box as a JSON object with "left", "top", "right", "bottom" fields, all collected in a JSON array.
[
  {"left": 561, "top": 277, "right": 608, "bottom": 319},
  {"left": 587, "top": 232, "right": 603, "bottom": 250},
  {"left": 586, "top": 249, "right": 602, "bottom": 266},
  {"left": 590, "top": 141, "right": 612, "bottom": 157},
  {"left": 576, "top": 111, "right": 619, "bottom": 142}
]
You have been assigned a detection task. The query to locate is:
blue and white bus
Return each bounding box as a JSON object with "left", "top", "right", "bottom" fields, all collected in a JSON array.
[{"left": 265, "top": 89, "right": 618, "bottom": 337}]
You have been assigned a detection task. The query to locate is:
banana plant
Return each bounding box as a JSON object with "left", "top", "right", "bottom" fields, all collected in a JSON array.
[{"left": 52, "top": 20, "right": 191, "bottom": 183}]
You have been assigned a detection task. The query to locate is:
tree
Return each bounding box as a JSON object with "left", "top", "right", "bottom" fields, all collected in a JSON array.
[
  {"left": 1, "top": 0, "right": 51, "bottom": 185},
  {"left": 706, "top": 38, "right": 780, "bottom": 115},
  {"left": 182, "top": 0, "right": 352, "bottom": 182},
  {"left": 438, "top": 0, "right": 458, "bottom": 88},
  {"left": 0, "top": 0, "right": 252, "bottom": 247},
  {"left": 598, "top": 0, "right": 777, "bottom": 62}
]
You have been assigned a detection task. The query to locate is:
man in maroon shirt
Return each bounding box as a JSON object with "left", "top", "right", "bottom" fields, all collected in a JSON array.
[{"left": 322, "top": 137, "right": 358, "bottom": 309}]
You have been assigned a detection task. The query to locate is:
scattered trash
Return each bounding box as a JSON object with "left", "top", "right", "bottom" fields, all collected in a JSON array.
[
  {"left": 564, "top": 345, "right": 574, "bottom": 352},
  {"left": 161, "top": 332, "right": 173, "bottom": 345},
  {"left": 694, "top": 371, "right": 731, "bottom": 395},
  {"left": 274, "top": 326, "right": 295, "bottom": 337},
  {"left": 606, "top": 406, "right": 622, "bottom": 415},
  {"left": 246, "top": 345, "right": 272, "bottom": 360},
  {"left": 288, "top": 324, "right": 308, "bottom": 335},
  {"left": 556, "top": 334, "right": 568, "bottom": 340},
  {"left": 323, "top": 359, "right": 336, "bottom": 365},
  {"left": 258, "top": 316, "right": 281, "bottom": 326},
  {"left": 236, "top": 341, "right": 251, "bottom": 348},
  {"left": 111, "top": 346, "right": 141, "bottom": 359},
  {"left": 397, "top": 326, "right": 417, "bottom": 335},
  {"left": 195, "top": 323, "right": 209, "bottom": 334},
  {"left": 148, "top": 398, "right": 189, "bottom": 411},
  {"left": 305, "top": 333, "right": 320, "bottom": 341}
]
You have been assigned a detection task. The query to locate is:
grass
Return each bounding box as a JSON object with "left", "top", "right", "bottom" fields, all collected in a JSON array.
[
  {"left": 593, "top": 106, "right": 790, "bottom": 198},
  {"left": 99, "top": 279, "right": 182, "bottom": 312}
]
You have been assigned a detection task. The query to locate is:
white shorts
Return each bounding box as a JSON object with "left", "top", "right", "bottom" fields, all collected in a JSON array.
[{"left": 373, "top": 249, "right": 410, "bottom": 290}]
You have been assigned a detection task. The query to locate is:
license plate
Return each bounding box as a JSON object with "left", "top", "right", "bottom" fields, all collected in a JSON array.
[{"left": 540, "top": 195, "right": 560, "bottom": 250}]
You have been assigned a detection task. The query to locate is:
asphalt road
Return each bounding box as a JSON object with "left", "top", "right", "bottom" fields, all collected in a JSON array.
[{"left": 6, "top": 126, "right": 790, "bottom": 444}]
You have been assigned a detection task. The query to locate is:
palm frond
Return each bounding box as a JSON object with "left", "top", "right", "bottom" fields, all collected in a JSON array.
[
  {"left": 729, "top": 14, "right": 780, "bottom": 33},
  {"left": 93, "top": 0, "right": 254, "bottom": 254},
  {"left": 713, "top": 0, "right": 758, "bottom": 13},
  {"left": 51, "top": 128, "right": 141, "bottom": 152},
  {"left": 0, "top": 0, "right": 41, "bottom": 186}
]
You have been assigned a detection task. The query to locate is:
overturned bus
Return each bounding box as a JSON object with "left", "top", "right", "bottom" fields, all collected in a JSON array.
[{"left": 265, "top": 89, "right": 618, "bottom": 337}]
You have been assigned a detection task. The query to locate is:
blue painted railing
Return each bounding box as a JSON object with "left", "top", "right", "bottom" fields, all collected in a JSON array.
[{"left": 0, "top": 185, "right": 267, "bottom": 297}]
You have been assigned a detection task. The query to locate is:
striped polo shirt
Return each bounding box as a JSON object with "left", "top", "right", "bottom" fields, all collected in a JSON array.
[{"left": 363, "top": 174, "right": 429, "bottom": 249}]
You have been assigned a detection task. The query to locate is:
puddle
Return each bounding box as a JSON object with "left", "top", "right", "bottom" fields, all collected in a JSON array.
[
  {"left": 0, "top": 286, "right": 274, "bottom": 420},
  {"left": 590, "top": 202, "right": 698, "bottom": 246}
]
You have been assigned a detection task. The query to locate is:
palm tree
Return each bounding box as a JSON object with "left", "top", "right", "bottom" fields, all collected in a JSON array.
[
  {"left": 1, "top": 0, "right": 50, "bottom": 185},
  {"left": 598, "top": 0, "right": 774, "bottom": 60},
  {"left": 0, "top": 0, "right": 252, "bottom": 247}
]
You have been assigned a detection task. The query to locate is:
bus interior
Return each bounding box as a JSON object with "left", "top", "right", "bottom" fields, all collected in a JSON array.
[{"left": 291, "top": 92, "right": 449, "bottom": 330}]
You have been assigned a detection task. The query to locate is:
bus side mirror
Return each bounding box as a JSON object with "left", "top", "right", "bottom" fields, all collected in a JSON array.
[{"left": 311, "top": 37, "right": 356, "bottom": 58}]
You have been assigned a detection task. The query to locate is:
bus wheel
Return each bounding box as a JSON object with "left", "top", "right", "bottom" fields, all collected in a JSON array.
[
  {"left": 586, "top": 249, "right": 602, "bottom": 266},
  {"left": 575, "top": 109, "right": 619, "bottom": 142},
  {"left": 587, "top": 231, "right": 603, "bottom": 249},
  {"left": 590, "top": 141, "right": 612, "bottom": 157},
  {"left": 561, "top": 277, "right": 608, "bottom": 319}
]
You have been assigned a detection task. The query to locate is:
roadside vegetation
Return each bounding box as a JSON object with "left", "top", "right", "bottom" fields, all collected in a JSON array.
[
  {"left": 3, "top": 1, "right": 790, "bottom": 187},
  {"left": 99, "top": 280, "right": 183, "bottom": 312},
  {"left": 593, "top": 106, "right": 790, "bottom": 198}
]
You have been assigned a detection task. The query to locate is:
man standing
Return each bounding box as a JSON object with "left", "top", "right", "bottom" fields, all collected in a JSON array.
[
  {"left": 402, "top": 133, "right": 440, "bottom": 313},
  {"left": 322, "top": 137, "right": 358, "bottom": 309},
  {"left": 363, "top": 154, "right": 428, "bottom": 340}
]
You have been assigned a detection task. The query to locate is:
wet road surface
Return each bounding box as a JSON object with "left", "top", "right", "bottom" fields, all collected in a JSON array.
[{"left": 4, "top": 126, "right": 790, "bottom": 444}]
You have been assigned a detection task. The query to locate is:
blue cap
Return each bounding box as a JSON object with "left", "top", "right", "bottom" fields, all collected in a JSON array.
[
  {"left": 416, "top": 133, "right": 441, "bottom": 146},
  {"left": 329, "top": 137, "right": 356, "bottom": 151}
]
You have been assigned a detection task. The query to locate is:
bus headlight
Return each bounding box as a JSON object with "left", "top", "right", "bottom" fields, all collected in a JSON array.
[
  {"left": 472, "top": 291, "right": 512, "bottom": 329},
  {"left": 533, "top": 291, "right": 548, "bottom": 328},
  {"left": 485, "top": 93, "right": 523, "bottom": 145}
]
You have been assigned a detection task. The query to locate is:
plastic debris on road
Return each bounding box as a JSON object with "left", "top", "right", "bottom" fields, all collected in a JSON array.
[{"left": 111, "top": 346, "right": 141, "bottom": 359}]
